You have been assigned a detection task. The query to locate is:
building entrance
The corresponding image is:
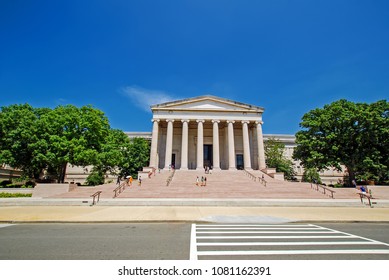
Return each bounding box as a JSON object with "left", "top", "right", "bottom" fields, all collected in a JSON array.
[
  {"left": 236, "top": 154, "right": 244, "bottom": 170},
  {"left": 203, "top": 144, "right": 213, "bottom": 168}
]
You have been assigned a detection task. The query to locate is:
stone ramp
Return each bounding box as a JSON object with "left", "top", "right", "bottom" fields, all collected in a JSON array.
[
  {"left": 49, "top": 184, "right": 118, "bottom": 199},
  {"left": 32, "top": 183, "right": 75, "bottom": 198}
]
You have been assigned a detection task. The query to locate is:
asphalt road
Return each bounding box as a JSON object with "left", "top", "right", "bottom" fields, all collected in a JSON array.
[{"left": 0, "top": 222, "right": 388, "bottom": 260}]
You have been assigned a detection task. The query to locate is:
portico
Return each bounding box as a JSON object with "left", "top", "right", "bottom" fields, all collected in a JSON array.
[{"left": 149, "top": 95, "right": 266, "bottom": 171}]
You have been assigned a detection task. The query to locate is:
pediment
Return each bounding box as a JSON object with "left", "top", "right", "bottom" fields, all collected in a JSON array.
[{"left": 151, "top": 95, "right": 264, "bottom": 112}]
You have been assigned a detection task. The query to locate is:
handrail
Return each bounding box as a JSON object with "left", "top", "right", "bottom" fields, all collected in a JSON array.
[
  {"left": 113, "top": 182, "right": 126, "bottom": 198},
  {"left": 310, "top": 182, "right": 335, "bottom": 198},
  {"left": 166, "top": 169, "right": 176, "bottom": 186},
  {"left": 243, "top": 169, "right": 267, "bottom": 187},
  {"left": 90, "top": 191, "right": 102, "bottom": 205}
]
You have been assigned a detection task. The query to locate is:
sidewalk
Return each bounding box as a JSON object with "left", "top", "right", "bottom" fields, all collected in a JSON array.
[{"left": 1, "top": 201, "right": 389, "bottom": 223}]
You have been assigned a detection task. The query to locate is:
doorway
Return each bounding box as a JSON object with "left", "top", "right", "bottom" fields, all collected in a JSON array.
[
  {"left": 203, "top": 144, "right": 213, "bottom": 168},
  {"left": 171, "top": 153, "right": 176, "bottom": 168},
  {"left": 236, "top": 154, "right": 244, "bottom": 170}
]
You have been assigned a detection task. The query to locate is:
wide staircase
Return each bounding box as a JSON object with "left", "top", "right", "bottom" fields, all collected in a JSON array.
[
  {"left": 115, "top": 169, "right": 357, "bottom": 199},
  {"left": 48, "top": 169, "right": 358, "bottom": 199}
]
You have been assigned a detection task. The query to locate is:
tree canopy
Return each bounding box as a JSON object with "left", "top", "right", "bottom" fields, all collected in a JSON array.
[
  {"left": 0, "top": 103, "right": 150, "bottom": 183},
  {"left": 293, "top": 99, "right": 389, "bottom": 184}
]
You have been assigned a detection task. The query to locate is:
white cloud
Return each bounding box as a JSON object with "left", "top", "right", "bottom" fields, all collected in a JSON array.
[{"left": 121, "top": 85, "right": 178, "bottom": 112}]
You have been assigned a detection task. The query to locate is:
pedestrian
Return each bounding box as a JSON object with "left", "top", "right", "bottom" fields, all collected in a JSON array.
[
  {"left": 196, "top": 176, "right": 199, "bottom": 186},
  {"left": 138, "top": 176, "right": 142, "bottom": 186},
  {"left": 204, "top": 176, "right": 207, "bottom": 186},
  {"left": 116, "top": 176, "right": 121, "bottom": 186},
  {"left": 201, "top": 176, "right": 204, "bottom": 186},
  {"left": 129, "top": 176, "right": 133, "bottom": 187}
]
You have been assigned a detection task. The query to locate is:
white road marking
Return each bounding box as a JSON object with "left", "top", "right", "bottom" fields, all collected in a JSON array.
[
  {"left": 191, "top": 223, "right": 389, "bottom": 259},
  {"left": 197, "top": 230, "right": 336, "bottom": 234},
  {"left": 197, "top": 235, "right": 354, "bottom": 239},
  {"left": 196, "top": 249, "right": 389, "bottom": 256},
  {"left": 190, "top": 223, "right": 198, "bottom": 260},
  {"left": 197, "top": 241, "right": 379, "bottom": 246},
  {"left": 0, "top": 224, "right": 14, "bottom": 228}
]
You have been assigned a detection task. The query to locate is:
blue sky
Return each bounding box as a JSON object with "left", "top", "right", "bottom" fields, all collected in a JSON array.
[{"left": 1, "top": 0, "right": 388, "bottom": 134}]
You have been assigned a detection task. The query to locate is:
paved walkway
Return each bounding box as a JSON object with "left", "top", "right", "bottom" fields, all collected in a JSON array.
[{"left": 1, "top": 205, "right": 389, "bottom": 223}]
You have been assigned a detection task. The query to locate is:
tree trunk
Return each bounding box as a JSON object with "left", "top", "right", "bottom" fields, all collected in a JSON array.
[
  {"left": 57, "top": 162, "right": 68, "bottom": 183},
  {"left": 346, "top": 166, "right": 356, "bottom": 186}
]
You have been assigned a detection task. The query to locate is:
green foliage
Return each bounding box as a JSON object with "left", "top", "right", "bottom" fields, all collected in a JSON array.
[
  {"left": 302, "top": 168, "right": 322, "bottom": 184},
  {"left": 294, "top": 99, "right": 389, "bottom": 184},
  {"left": 39, "top": 105, "right": 110, "bottom": 182},
  {"left": 1, "top": 104, "right": 151, "bottom": 183},
  {"left": 0, "top": 104, "right": 49, "bottom": 179},
  {"left": 85, "top": 169, "right": 105, "bottom": 186},
  {"left": 0, "top": 104, "right": 111, "bottom": 183},
  {"left": 265, "top": 137, "right": 296, "bottom": 180},
  {"left": 119, "top": 137, "right": 150, "bottom": 178},
  {"left": 0, "top": 193, "right": 32, "bottom": 198}
]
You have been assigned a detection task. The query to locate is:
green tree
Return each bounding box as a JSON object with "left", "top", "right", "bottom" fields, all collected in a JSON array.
[
  {"left": 94, "top": 129, "right": 132, "bottom": 175},
  {"left": 1, "top": 103, "right": 151, "bottom": 183},
  {"left": 40, "top": 105, "right": 110, "bottom": 183},
  {"left": 120, "top": 137, "right": 150, "bottom": 178},
  {"left": 0, "top": 104, "right": 49, "bottom": 179},
  {"left": 264, "top": 137, "right": 296, "bottom": 180},
  {"left": 293, "top": 99, "right": 389, "bottom": 185}
]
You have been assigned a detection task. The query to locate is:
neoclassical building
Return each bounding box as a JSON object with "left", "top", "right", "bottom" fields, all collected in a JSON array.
[
  {"left": 62, "top": 95, "right": 344, "bottom": 184},
  {"left": 148, "top": 95, "right": 266, "bottom": 171}
]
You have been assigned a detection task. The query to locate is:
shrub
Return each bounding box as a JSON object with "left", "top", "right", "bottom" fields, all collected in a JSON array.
[
  {"left": 85, "top": 170, "right": 105, "bottom": 186},
  {"left": 0, "top": 193, "right": 32, "bottom": 198}
]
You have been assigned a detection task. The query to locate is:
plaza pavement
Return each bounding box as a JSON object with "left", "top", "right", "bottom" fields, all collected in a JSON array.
[{"left": 1, "top": 170, "right": 389, "bottom": 223}]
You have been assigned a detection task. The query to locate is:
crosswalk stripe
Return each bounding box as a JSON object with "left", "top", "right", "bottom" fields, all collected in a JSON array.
[
  {"left": 197, "top": 230, "right": 336, "bottom": 234},
  {"left": 196, "top": 249, "right": 389, "bottom": 256},
  {"left": 197, "top": 227, "right": 324, "bottom": 230},
  {"left": 190, "top": 224, "right": 198, "bottom": 261},
  {"left": 190, "top": 223, "right": 389, "bottom": 259},
  {"left": 197, "top": 224, "right": 318, "bottom": 227},
  {"left": 197, "top": 235, "right": 354, "bottom": 239},
  {"left": 197, "top": 241, "right": 380, "bottom": 246}
]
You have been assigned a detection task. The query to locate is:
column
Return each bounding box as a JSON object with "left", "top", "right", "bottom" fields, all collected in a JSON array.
[
  {"left": 180, "top": 119, "right": 189, "bottom": 170},
  {"left": 164, "top": 119, "right": 174, "bottom": 169},
  {"left": 242, "top": 121, "right": 252, "bottom": 170},
  {"left": 256, "top": 121, "right": 266, "bottom": 170},
  {"left": 196, "top": 119, "right": 205, "bottom": 170},
  {"left": 212, "top": 120, "right": 220, "bottom": 170},
  {"left": 227, "top": 120, "right": 236, "bottom": 170},
  {"left": 149, "top": 119, "right": 160, "bottom": 168}
]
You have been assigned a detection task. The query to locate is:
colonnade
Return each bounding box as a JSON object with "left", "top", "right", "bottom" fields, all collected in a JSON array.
[{"left": 149, "top": 119, "right": 266, "bottom": 171}]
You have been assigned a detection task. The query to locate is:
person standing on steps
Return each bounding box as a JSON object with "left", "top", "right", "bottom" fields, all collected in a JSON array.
[{"left": 138, "top": 176, "right": 142, "bottom": 186}]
